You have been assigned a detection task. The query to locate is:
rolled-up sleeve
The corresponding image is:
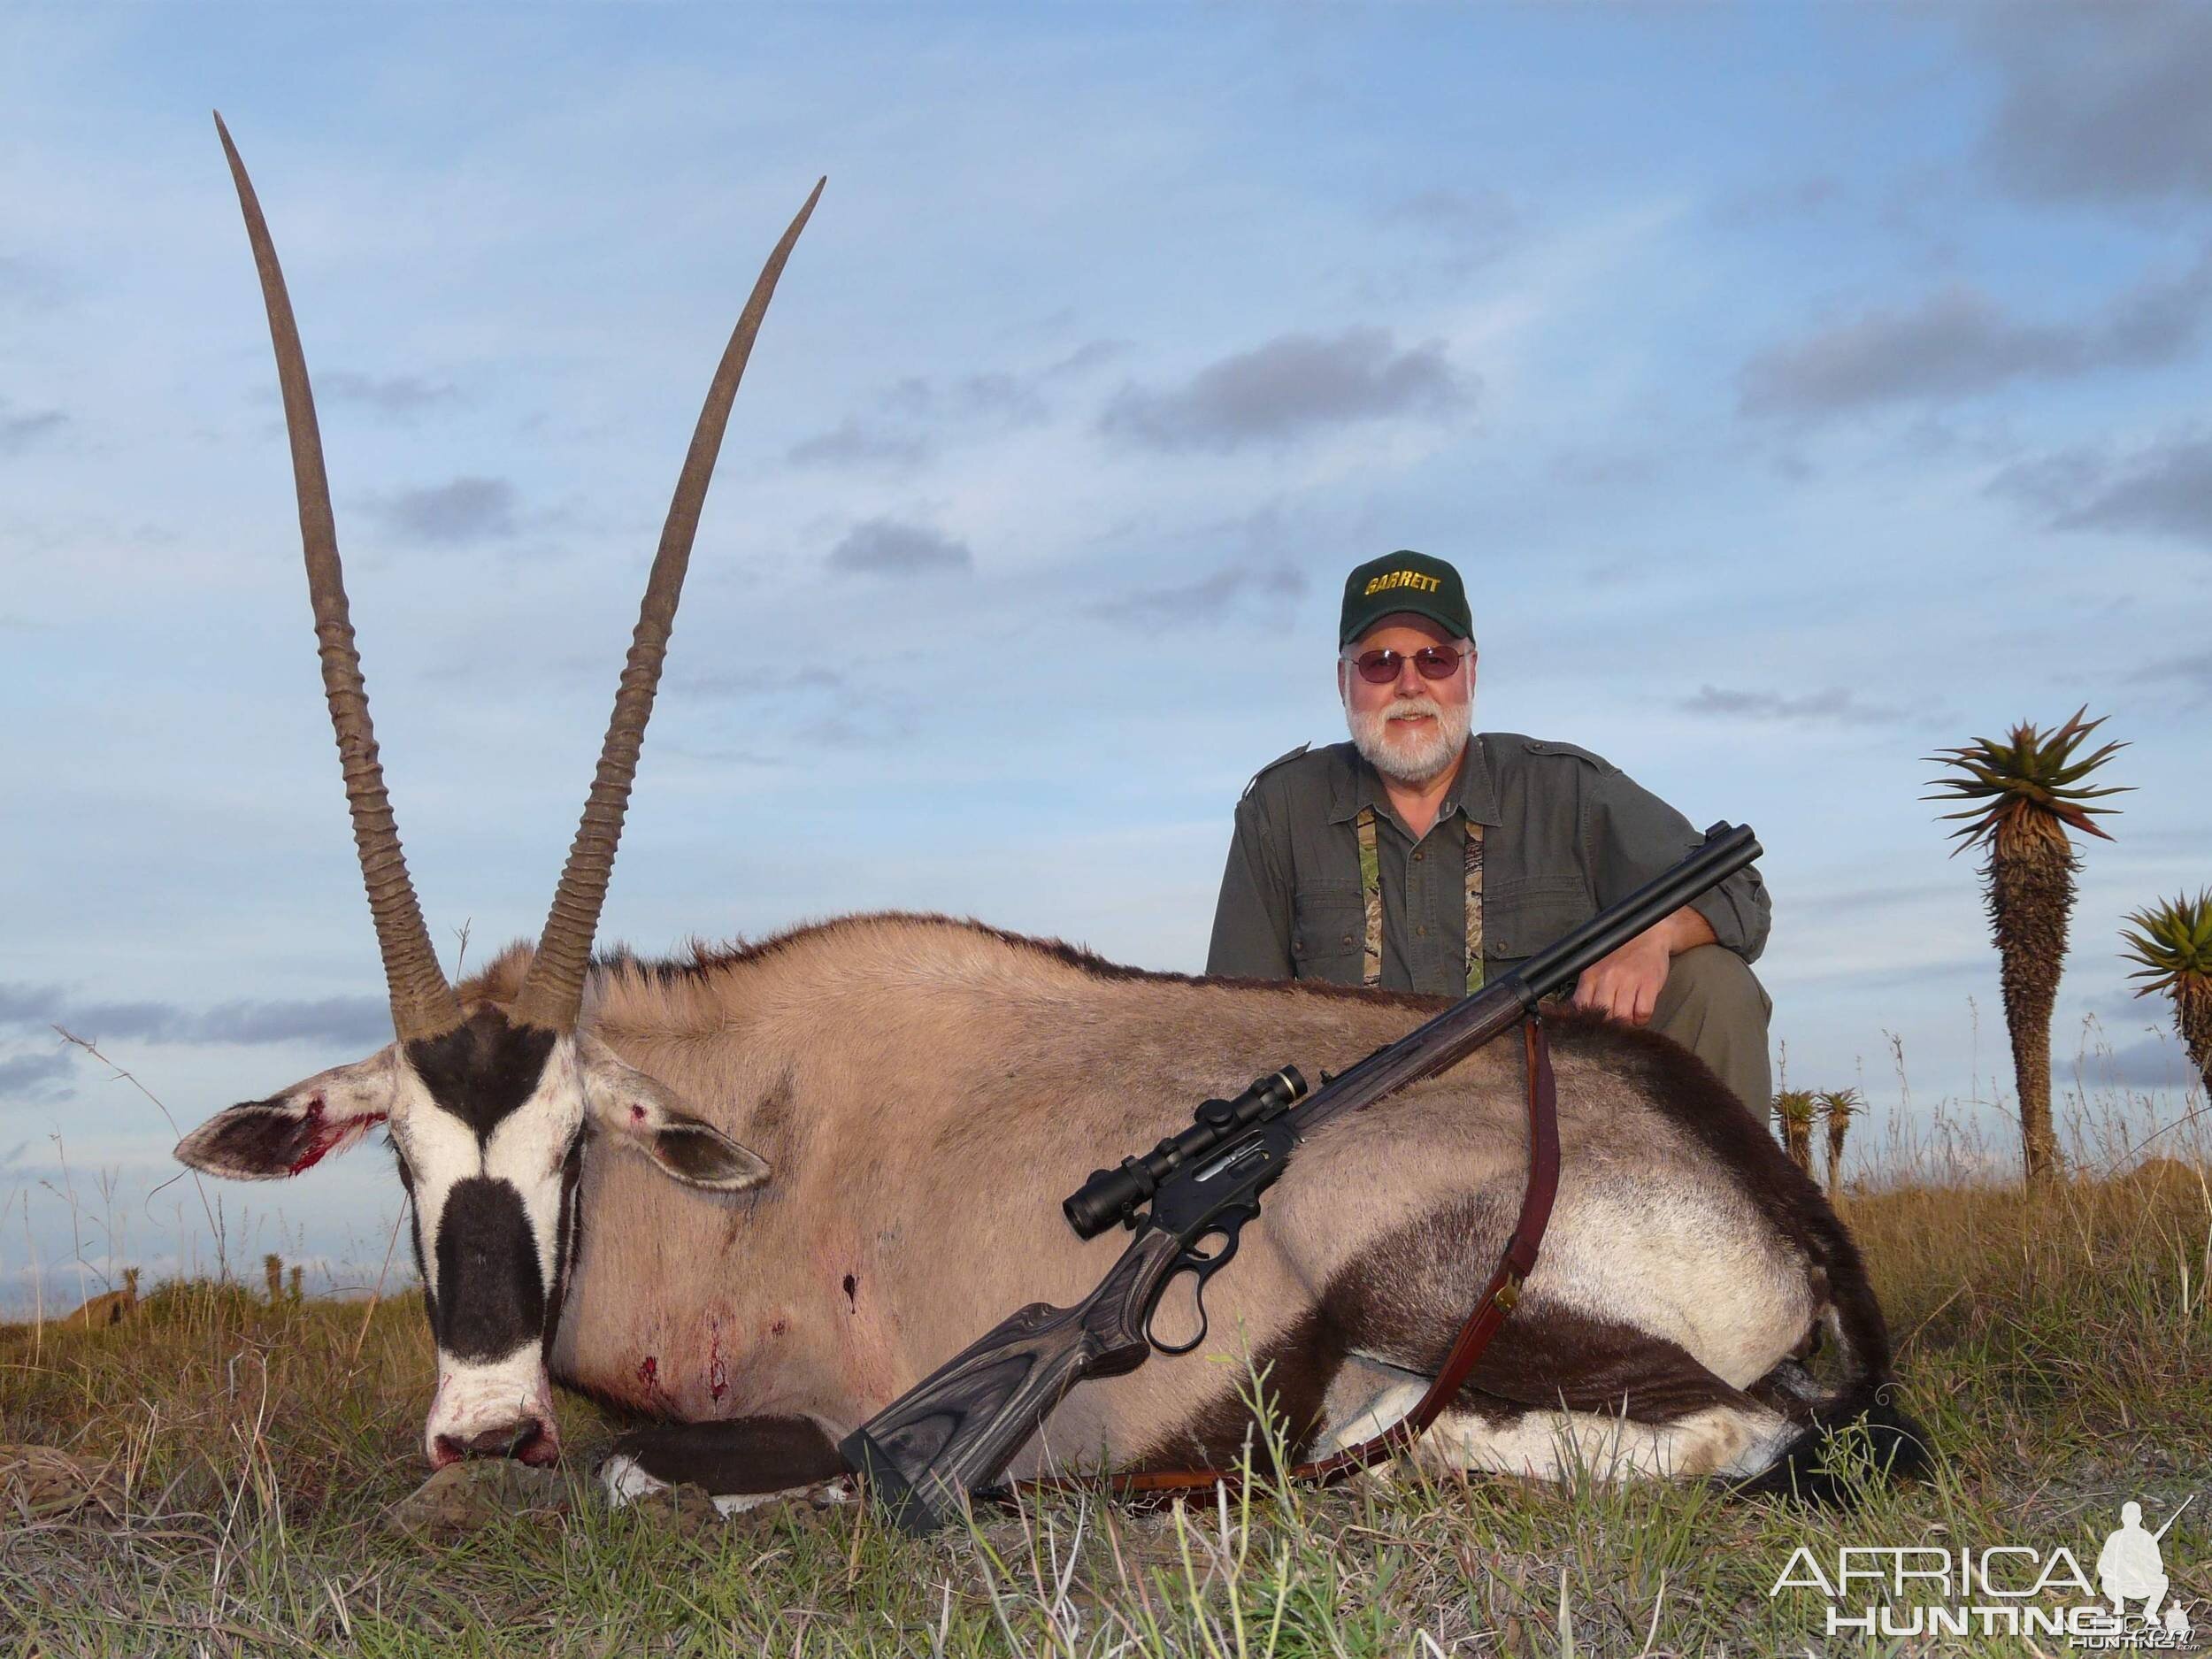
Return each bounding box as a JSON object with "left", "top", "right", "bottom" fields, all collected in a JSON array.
[
  {"left": 1207, "top": 790, "right": 1296, "bottom": 980},
  {"left": 1588, "top": 765, "right": 1771, "bottom": 964}
]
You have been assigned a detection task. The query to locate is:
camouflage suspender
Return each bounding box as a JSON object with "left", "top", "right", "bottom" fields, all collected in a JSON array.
[
  {"left": 1463, "top": 813, "right": 1486, "bottom": 992},
  {"left": 1355, "top": 809, "right": 1383, "bottom": 987},
  {"left": 1354, "top": 807, "right": 1485, "bottom": 992}
]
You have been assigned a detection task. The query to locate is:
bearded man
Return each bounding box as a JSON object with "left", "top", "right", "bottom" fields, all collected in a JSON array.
[{"left": 1206, "top": 549, "right": 1774, "bottom": 1113}]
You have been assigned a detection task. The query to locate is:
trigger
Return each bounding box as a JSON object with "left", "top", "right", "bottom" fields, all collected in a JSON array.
[{"left": 1188, "top": 1209, "right": 1249, "bottom": 1271}]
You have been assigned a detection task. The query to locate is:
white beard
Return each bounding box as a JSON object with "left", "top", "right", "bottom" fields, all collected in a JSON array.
[{"left": 1346, "top": 690, "right": 1473, "bottom": 785}]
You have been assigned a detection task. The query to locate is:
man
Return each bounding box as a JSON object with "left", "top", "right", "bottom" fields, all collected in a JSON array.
[{"left": 1207, "top": 549, "right": 1774, "bottom": 1111}]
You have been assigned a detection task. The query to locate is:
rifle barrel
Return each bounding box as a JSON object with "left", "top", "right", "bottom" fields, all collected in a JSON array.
[
  {"left": 2152, "top": 1493, "right": 2194, "bottom": 1541},
  {"left": 1288, "top": 821, "right": 1760, "bottom": 1140},
  {"left": 1517, "top": 822, "right": 1761, "bottom": 1002}
]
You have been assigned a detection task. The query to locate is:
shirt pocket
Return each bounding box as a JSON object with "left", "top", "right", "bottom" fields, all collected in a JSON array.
[
  {"left": 1482, "top": 874, "right": 1595, "bottom": 964},
  {"left": 1290, "top": 880, "right": 1365, "bottom": 982}
]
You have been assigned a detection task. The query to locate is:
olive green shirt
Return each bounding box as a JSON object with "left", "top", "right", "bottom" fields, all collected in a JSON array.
[{"left": 1205, "top": 733, "right": 1770, "bottom": 995}]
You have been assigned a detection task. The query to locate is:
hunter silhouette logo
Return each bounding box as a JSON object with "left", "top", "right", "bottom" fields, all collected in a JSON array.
[
  {"left": 2095, "top": 1499, "right": 2193, "bottom": 1643},
  {"left": 1770, "top": 1494, "right": 2198, "bottom": 1647}
]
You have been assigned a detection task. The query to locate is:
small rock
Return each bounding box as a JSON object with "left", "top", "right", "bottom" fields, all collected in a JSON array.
[
  {"left": 385, "top": 1458, "right": 572, "bottom": 1540},
  {"left": 0, "top": 1443, "right": 122, "bottom": 1520}
]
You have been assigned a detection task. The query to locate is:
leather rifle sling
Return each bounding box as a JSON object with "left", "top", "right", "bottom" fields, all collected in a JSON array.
[{"left": 1010, "top": 1012, "right": 1561, "bottom": 1503}]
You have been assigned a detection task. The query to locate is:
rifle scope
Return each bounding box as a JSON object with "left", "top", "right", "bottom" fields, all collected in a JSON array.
[{"left": 1064, "top": 1065, "right": 1306, "bottom": 1240}]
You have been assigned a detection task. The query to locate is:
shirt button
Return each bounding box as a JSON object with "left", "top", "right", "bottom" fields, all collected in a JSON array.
[
  {"left": 1413, "top": 851, "right": 1424, "bottom": 863},
  {"left": 1416, "top": 925, "right": 1428, "bottom": 937}
]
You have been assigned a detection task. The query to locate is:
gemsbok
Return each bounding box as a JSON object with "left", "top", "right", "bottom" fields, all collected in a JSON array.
[{"left": 178, "top": 119, "right": 1928, "bottom": 1509}]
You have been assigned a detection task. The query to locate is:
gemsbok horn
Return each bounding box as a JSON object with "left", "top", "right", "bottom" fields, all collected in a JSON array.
[{"left": 180, "top": 113, "right": 820, "bottom": 1467}]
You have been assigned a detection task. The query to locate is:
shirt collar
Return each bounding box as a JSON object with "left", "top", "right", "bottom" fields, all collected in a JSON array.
[{"left": 1327, "top": 733, "right": 1501, "bottom": 828}]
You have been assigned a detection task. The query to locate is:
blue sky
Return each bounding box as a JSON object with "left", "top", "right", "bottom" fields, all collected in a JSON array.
[{"left": 4, "top": 4, "right": 2208, "bottom": 1310}]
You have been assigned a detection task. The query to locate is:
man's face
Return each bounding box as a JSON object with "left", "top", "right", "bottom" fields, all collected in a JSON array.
[{"left": 1338, "top": 613, "right": 1476, "bottom": 786}]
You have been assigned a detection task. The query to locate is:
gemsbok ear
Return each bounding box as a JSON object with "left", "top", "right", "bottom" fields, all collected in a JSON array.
[
  {"left": 576, "top": 1034, "right": 771, "bottom": 1193},
  {"left": 174, "top": 1048, "right": 398, "bottom": 1179}
]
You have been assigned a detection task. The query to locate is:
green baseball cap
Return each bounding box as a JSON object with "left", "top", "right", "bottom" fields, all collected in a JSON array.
[{"left": 1338, "top": 550, "right": 1472, "bottom": 648}]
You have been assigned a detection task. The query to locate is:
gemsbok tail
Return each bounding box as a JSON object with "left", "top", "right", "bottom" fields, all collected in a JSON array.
[{"left": 1737, "top": 1193, "right": 1936, "bottom": 1503}]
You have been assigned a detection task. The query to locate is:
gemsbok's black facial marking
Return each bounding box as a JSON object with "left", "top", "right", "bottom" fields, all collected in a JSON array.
[
  {"left": 434, "top": 1176, "right": 548, "bottom": 1362},
  {"left": 391, "top": 1142, "right": 439, "bottom": 1327},
  {"left": 546, "top": 1138, "right": 585, "bottom": 1360},
  {"left": 403, "top": 1005, "right": 558, "bottom": 1143}
]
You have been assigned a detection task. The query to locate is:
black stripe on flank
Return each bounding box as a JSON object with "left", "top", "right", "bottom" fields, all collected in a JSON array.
[
  {"left": 1130, "top": 1309, "right": 1345, "bottom": 1472},
  {"left": 1540, "top": 1008, "right": 1898, "bottom": 1387},
  {"left": 433, "top": 1176, "right": 546, "bottom": 1363},
  {"left": 1316, "top": 1193, "right": 1763, "bottom": 1422},
  {"left": 1135, "top": 1187, "right": 1773, "bottom": 1475},
  {"left": 404, "top": 1006, "right": 557, "bottom": 1143}
]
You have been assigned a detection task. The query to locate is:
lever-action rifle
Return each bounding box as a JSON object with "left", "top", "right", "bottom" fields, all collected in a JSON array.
[{"left": 842, "top": 822, "right": 1763, "bottom": 1532}]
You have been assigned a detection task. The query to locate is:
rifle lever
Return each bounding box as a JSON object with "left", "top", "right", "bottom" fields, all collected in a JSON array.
[{"left": 1145, "top": 1202, "right": 1255, "bottom": 1356}]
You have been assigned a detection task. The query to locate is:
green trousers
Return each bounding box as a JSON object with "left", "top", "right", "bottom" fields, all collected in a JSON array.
[{"left": 1646, "top": 943, "right": 1773, "bottom": 1115}]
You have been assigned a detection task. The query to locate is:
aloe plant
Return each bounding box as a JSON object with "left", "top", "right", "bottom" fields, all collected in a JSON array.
[
  {"left": 1772, "top": 1089, "right": 1817, "bottom": 1176},
  {"left": 2119, "top": 890, "right": 2212, "bottom": 1094},
  {"left": 1926, "top": 708, "right": 2128, "bottom": 1187},
  {"left": 1818, "top": 1087, "right": 1861, "bottom": 1195}
]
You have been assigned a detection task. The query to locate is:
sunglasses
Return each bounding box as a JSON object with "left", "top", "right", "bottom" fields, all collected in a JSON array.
[{"left": 1343, "top": 645, "right": 1474, "bottom": 685}]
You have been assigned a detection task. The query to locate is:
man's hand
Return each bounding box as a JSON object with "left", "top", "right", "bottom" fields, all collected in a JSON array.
[
  {"left": 1568, "top": 905, "right": 1715, "bottom": 1025},
  {"left": 1570, "top": 929, "right": 1671, "bottom": 1024}
]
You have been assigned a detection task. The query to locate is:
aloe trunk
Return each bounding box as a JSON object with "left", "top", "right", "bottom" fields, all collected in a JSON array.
[
  {"left": 1819, "top": 1089, "right": 1858, "bottom": 1195},
  {"left": 2175, "top": 979, "right": 2212, "bottom": 1093},
  {"left": 1773, "top": 1090, "right": 1816, "bottom": 1176},
  {"left": 1987, "top": 826, "right": 2074, "bottom": 1186}
]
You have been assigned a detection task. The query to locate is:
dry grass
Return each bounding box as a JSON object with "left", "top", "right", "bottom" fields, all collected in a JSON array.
[{"left": 2, "top": 1089, "right": 2207, "bottom": 1655}]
